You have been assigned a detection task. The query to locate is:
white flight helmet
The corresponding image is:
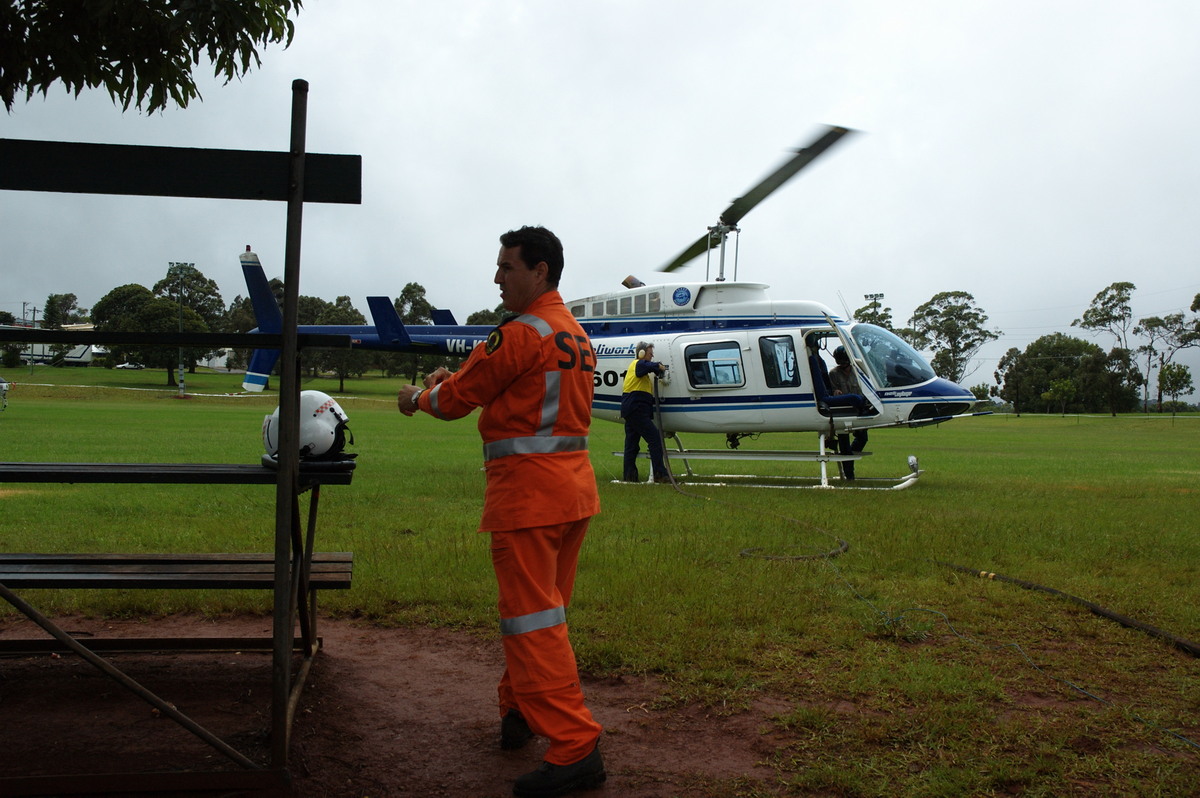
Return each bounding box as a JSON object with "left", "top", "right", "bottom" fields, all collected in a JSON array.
[{"left": 263, "top": 390, "right": 353, "bottom": 460}]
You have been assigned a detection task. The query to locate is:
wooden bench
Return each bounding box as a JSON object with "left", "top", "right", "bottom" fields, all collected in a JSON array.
[
  {"left": 0, "top": 552, "right": 353, "bottom": 654},
  {"left": 0, "top": 552, "right": 352, "bottom": 590}
]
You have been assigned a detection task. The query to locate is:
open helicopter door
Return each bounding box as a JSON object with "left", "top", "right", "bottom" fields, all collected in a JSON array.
[
  {"left": 822, "top": 313, "right": 887, "bottom": 416},
  {"left": 821, "top": 313, "right": 922, "bottom": 489}
]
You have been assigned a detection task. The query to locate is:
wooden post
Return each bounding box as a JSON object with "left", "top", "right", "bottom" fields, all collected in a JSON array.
[{"left": 272, "top": 77, "right": 309, "bottom": 768}]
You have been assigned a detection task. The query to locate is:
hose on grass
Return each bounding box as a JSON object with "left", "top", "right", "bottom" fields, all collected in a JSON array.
[
  {"left": 637, "top": 380, "right": 1196, "bottom": 749},
  {"left": 637, "top": 382, "right": 1197, "bottom": 748},
  {"left": 935, "top": 560, "right": 1200, "bottom": 659}
]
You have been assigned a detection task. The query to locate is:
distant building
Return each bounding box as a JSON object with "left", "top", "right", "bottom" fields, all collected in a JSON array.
[{"left": 2, "top": 322, "right": 105, "bottom": 365}]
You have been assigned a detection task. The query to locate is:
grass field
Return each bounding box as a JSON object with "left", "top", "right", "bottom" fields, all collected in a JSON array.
[{"left": 2, "top": 365, "right": 1199, "bottom": 796}]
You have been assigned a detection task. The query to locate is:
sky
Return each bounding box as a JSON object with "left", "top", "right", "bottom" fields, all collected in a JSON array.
[{"left": 3, "top": 0, "right": 1199, "bottom": 398}]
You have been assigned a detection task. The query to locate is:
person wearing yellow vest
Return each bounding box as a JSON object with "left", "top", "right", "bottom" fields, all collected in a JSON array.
[
  {"left": 396, "top": 226, "right": 605, "bottom": 797},
  {"left": 620, "top": 342, "right": 670, "bottom": 484}
]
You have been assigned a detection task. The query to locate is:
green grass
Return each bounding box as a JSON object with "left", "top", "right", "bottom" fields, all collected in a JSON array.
[{"left": 3, "top": 366, "right": 1199, "bottom": 795}]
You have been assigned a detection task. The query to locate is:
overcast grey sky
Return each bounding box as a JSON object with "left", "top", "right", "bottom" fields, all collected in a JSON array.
[{"left": 3, "top": 0, "right": 1199, "bottom": 395}]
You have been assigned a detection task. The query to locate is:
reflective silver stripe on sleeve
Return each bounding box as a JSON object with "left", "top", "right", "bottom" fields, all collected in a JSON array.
[
  {"left": 483, "top": 435, "right": 588, "bottom": 460},
  {"left": 538, "top": 371, "right": 561, "bottom": 436},
  {"left": 515, "top": 313, "right": 552, "bottom": 338},
  {"left": 428, "top": 382, "right": 446, "bottom": 419},
  {"left": 500, "top": 605, "right": 566, "bottom": 636}
]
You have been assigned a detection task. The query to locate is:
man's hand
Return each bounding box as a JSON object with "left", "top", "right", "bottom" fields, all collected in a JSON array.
[
  {"left": 424, "top": 366, "right": 453, "bottom": 389},
  {"left": 397, "top": 385, "right": 422, "bottom": 416}
]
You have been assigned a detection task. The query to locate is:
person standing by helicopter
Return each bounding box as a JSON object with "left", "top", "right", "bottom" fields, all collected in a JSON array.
[
  {"left": 621, "top": 342, "right": 671, "bottom": 484},
  {"left": 830, "top": 345, "right": 868, "bottom": 480}
]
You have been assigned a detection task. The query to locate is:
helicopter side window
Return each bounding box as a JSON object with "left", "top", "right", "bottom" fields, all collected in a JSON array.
[
  {"left": 758, "top": 336, "right": 801, "bottom": 388},
  {"left": 684, "top": 342, "right": 745, "bottom": 388}
]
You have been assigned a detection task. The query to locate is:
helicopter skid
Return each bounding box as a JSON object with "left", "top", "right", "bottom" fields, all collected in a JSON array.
[
  {"left": 615, "top": 447, "right": 922, "bottom": 490},
  {"left": 665, "top": 470, "right": 922, "bottom": 491}
]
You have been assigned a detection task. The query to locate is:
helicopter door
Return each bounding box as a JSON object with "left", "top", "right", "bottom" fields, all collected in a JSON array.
[{"left": 823, "top": 313, "right": 886, "bottom": 417}]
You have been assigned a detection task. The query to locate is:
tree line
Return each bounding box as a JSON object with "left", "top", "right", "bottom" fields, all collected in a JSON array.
[
  {"left": 851, "top": 283, "right": 1199, "bottom": 415},
  {"left": 0, "top": 262, "right": 503, "bottom": 390},
  {"left": 6, "top": 273, "right": 1197, "bottom": 411}
]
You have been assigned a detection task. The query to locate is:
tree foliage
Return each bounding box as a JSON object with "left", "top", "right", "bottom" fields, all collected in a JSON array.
[
  {"left": 136, "top": 296, "right": 208, "bottom": 384},
  {"left": 382, "top": 283, "right": 441, "bottom": 383},
  {"left": 91, "top": 282, "right": 205, "bottom": 380},
  {"left": 994, "top": 334, "right": 1103, "bottom": 414},
  {"left": 152, "top": 262, "right": 223, "bottom": 370},
  {"left": 853, "top": 302, "right": 894, "bottom": 330},
  {"left": 222, "top": 293, "right": 257, "bottom": 371},
  {"left": 910, "top": 291, "right": 999, "bottom": 385},
  {"left": 42, "top": 293, "right": 86, "bottom": 327},
  {"left": 312, "top": 296, "right": 371, "bottom": 392},
  {"left": 1069, "top": 282, "right": 1200, "bottom": 411},
  {"left": 0, "top": 309, "right": 23, "bottom": 367},
  {"left": 466, "top": 306, "right": 505, "bottom": 326},
  {"left": 1, "top": 0, "right": 302, "bottom": 113},
  {"left": 41, "top": 292, "right": 87, "bottom": 364},
  {"left": 1072, "top": 281, "right": 1136, "bottom": 352},
  {"left": 1158, "top": 362, "right": 1193, "bottom": 413},
  {"left": 153, "top": 263, "right": 224, "bottom": 328},
  {"left": 1041, "top": 378, "right": 1076, "bottom": 416},
  {"left": 1079, "top": 347, "right": 1140, "bottom": 416}
]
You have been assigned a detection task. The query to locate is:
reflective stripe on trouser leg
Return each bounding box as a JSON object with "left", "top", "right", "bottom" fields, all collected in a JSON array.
[{"left": 492, "top": 519, "right": 602, "bottom": 765}]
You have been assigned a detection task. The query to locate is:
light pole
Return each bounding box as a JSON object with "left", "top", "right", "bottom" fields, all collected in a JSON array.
[
  {"left": 170, "top": 261, "right": 193, "bottom": 396},
  {"left": 864, "top": 293, "right": 884, "bottom": 313},
  {"left": 24, "top": 303, "right": 37, "bottom": 374}
]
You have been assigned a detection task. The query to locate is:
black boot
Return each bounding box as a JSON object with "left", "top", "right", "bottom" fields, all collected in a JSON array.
[
  {"left": 513, "top": 744, "right": 606, "bottom": 797},
  {"left": 501, "top": 709, "right": 534, "bottom": 750}
]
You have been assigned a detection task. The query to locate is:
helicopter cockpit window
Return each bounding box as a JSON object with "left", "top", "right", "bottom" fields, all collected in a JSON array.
[
  {"left": 685, "top": 342, "right": 745, "bottom": 388},
  {"left": 850, "top": 323, "right": 936, "bottom": 388},
  {"left": 758, "top": 336, "right": 801, "bottom": 388}
]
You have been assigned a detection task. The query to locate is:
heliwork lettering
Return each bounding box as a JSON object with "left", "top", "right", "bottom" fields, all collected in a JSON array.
[{"left": 593, "top": 343, "right": 637, "bottom": 356}]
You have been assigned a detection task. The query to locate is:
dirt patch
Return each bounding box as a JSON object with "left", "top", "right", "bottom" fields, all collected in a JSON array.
[{"left": 0, "top": 615, "right": 786, "bottom": 797}]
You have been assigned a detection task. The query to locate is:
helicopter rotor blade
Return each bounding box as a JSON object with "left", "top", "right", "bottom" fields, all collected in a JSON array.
[
  {"left": 659, "top": 125, "right": 854, "bottom": 274},
  {"left": 721, "top": 125, "right": 852, "bottom": 226},
  {"left": 660, "top": 232, "right": 714, "bottom": 274}
]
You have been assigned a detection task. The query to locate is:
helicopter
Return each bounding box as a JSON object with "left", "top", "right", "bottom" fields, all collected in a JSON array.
[{"left": 239, "top": 125, "right": 984, "bottom": 488}]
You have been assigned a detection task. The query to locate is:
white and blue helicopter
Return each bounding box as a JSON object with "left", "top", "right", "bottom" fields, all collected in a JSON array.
[{"left": 240, "top": 125, "right": 984, "bottom": 488}]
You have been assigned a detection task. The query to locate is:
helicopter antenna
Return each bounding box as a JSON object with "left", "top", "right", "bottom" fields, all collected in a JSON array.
[
  {"left": 837, "top": 290, "right": 853, "bottom": 320},
  {"left": 659, "top": 125, "right": 854, "bottom": 277}
]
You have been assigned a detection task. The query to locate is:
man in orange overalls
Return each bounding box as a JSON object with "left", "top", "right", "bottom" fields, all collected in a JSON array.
[{"left": 398, "top": 226, "right": 604, "bottom": 797}]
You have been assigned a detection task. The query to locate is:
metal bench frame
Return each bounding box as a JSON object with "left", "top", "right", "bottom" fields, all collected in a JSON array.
[{"left": 0, "top": 80, "right": 361, "bottom": 795}]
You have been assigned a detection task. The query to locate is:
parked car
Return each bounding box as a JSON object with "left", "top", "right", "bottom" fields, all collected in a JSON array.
[{"left": 115, "top": 362, "right": 145, "bottom": 370}]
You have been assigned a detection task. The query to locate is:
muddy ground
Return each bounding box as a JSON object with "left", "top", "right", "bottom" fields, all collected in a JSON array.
[{"left": 0, "top": 614, "right": 790, "bottom": 797}]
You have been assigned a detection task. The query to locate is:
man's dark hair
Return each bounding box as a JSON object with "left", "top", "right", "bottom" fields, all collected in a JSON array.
[{"left": 500, "top": 226, "right": 564, "bottom": 287}]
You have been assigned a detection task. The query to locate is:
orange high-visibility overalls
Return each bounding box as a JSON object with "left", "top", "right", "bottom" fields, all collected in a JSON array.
[{"left": 417, "top": 290, "right": 602, "bottom": 764}]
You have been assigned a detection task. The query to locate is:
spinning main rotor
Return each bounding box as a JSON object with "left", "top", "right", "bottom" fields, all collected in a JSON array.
[{"left": 659, "top": 125, "right": 854, "bottom": 280}]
